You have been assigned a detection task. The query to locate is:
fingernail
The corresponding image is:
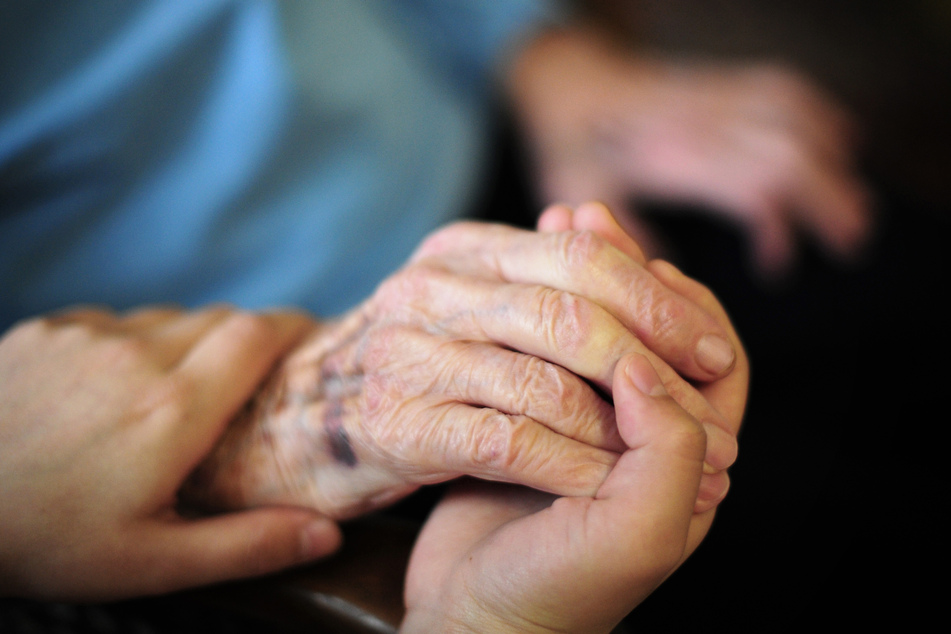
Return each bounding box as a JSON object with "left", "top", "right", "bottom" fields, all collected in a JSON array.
[
  {"left": 625, "top": 355, "right": 667, "bottom": 397},
  {"left": 695, "top": 333, "right": 736, "bottom": 376},
  {"left": 702, "top": 422, "right": 739, "bottom": 471},
  {"left": 300, "top": 518, "right": 339, "bottom": 559},
  {"left": 697, "top": 471, "right": 730, "bottom": 509}
]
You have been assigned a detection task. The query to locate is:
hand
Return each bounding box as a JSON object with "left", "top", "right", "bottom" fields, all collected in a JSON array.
[
  {"left": 0, "top": 307, "right": 342, "bottom": 601},
  {"left": 539, "top": 200, "right": 749, "bottom": 494},
  {"left": 508, "top": 25, "right": 872, "bottom": 274},
  {"left": 402, "top": 353, "right": 712, "bottom": 633},
  {"left": 184, "top": 219, "right": 741, "bottom": 520}
]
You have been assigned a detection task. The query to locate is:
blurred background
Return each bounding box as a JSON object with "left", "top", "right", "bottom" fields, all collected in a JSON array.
[
  {"left": 2, "top": 1, "right": 946, "bottom": 631},
  {"left": 599, "top": 0, "right": 949, "bottom": 629}
]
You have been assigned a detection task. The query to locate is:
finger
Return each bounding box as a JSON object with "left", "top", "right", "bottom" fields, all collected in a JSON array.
[
  {"left": 586, "top": 353, "right": 706, "bottom": 574},
  {"left": 536, "top": 203, "right": 575, "bottom": 232},
  {"left": 789, "top": 159, "right": 873, "bottom": 259},
  {"left": 571, "top": 201, "right": 648, "bottom": 265},
  {"left": 547, "top": 218, "right": 744, "bottom": 467},
  {"left": 647, "top": 259, "right": 748, "bottom": 431},
  {"left": 373, "top": 268, "right": 737, "bottom": 471},
  {"left": 696, "top": 470, "right": 730, "bottom": 514},
  {"left": 279, "top": 393, "right": 619, "bottom": 506},
  {"left": 748, "top": 203, "right": 797, "bottom": 275},
  {"left": 141, "top": 304, "right": 238, "bottom": 367},
  {"left": 742, "top": 64, "right": 857, "bottom": 166},
  {"left": 399, "top": 400, "right": 619, "bottom": 497},
  {"left": 172, "top": 311, "right": 314, "bottom": 458},
  {"left": 131, "top": 510, "right": 341, "bottom": 596},
  {"left": 118, "top": 305, "right": 184, "bottom": 330},
  {"left": 731, "top": 122, "right": 871, "bottom": 262},
  {"left": 467, "top": 354, "right": 708, "bottom": 628},
  {"left": 110, "top": 305, "right": 237, "bottom": 369},
  {"left": 44, "top": 305, "right": 119, "bottom": 328},
  {"left": 538, "top": 201, "right": 651, "bottom": 268},
  {"left": 361, "top": 326, "right": 623, "bottom": 452},
  {"left": 413, "top": 223, "right": 737, "bottom": 380}
]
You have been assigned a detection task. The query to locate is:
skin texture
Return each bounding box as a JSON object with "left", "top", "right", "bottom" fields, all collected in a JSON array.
[
  {"left": 399, "top": 204, "right": 748, "bottom": 632},
  {"left": 0, "top": 205, "right": 747, "bottom": 609},
  {"left": 0, "top": 307, "right": 342, "bottom": 601},
  {"left": 183, "top": 213, "right": 745, "bottom": 520},
  {"left": 508, "top": 25, "right": 872, "bottom": 274},
  {"left": 401, "top": 354, "right": 711, "bottom": 633}
]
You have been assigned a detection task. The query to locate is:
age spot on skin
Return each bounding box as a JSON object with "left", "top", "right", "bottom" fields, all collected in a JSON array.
[{"left": 326, "top": 401, "right": 358, "bottom": 467}]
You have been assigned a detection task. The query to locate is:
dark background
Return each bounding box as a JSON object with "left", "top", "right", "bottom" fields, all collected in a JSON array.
[
  {"left": 608, "top": 0, "right": 949, "bottom": 629},
  {"left": 2, "top": 1, "right": 947, "bottom": 631}
]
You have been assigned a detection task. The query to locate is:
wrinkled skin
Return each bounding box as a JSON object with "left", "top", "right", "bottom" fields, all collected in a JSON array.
[
  {"left": 509, "top": 25, "right": 872, "bottom": 273},
  {"left": 185, "top": 206, "right": 747, "bottom": 520},
  {"left": 400, "top": 206, "right": 749, "bottom": 633}
]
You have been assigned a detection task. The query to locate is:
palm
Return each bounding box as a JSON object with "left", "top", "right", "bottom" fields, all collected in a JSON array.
[{"left": 404, "top": 481, "right": 601, "bottom": 633}]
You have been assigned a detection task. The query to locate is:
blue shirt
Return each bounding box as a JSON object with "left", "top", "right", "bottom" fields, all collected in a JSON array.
[{"left": 0, "top": 0, "right": 556, "bottom": 330}]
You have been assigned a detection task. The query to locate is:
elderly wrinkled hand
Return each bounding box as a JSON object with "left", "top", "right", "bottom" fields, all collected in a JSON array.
[
  {"left": 184, "top": 212, "right": 744, "bottom": 520},
  {"left": 509, "top": 26, "right": 872, "bottom": 274}
]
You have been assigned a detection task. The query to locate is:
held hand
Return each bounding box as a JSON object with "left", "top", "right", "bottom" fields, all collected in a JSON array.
[
  {"left": 402, "top": 354, "right": 710, "bottom": 633},
  {"left": 185, "top": 220, "right": 740, "bottom": 519},
  {"left": 540, "top": 201, "right": 749, "bottom": 499},
  {"left": 0, "top": 307, "right": 341, "bottom": 601},
  {"left": 509, "top": 26, "right": 872, "bottom": 273}
]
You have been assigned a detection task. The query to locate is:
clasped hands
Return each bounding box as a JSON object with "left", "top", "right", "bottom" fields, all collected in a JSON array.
[
  {"left": 185, "top": 202, "right": 745, "bottom": 520},
  {"left": 0, "top": 203, "right": 748, "bottom": 632}
]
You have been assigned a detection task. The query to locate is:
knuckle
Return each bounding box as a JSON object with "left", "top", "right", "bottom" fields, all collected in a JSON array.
[
  {"left": 359, "top": 323, "right": 401, "bottom": 370},
  {"left": 558, "top": 229, "right": 609, "bottom": 272},
  {"left": 221, "top": 311, "right": 277, "bottom": 343},
  {"left": 467, "top": 412, "right": 527, "bottom": 472},
  {"left": 633, "top": 285, "right": 686, "bottom": 343},
  {"left": 374, "top": 263, "right": 440, "bottom": 307},
  {"left": 668, "top": 418, "right": 708, "bottom": 461},
  {"left": 532, "top": 287, "right": 591, "bottom": 355},
  {"left": 509, "top": 355, "right": 573, "bottom": 415},
  {"left": 360, "top": 371, "right": 401, "bottom": 421},
  {"left": 413, "top": 221, "right": 477, "bottom": 258}
]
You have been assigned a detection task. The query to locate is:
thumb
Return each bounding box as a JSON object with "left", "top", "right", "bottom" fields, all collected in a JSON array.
[
  {"left": 586, "top": 354, "right": 707, "bottom": 587},
  {"left": 508, "top": 353, "right": 709, "bottom": 630},
  {"left": 137, "top": 508, "right": 342, "bottom": 595}
]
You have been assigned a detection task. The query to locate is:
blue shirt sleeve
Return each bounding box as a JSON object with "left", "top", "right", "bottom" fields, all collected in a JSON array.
[{"left": 0, "top": 0, "right": 557, "bottom": 329}]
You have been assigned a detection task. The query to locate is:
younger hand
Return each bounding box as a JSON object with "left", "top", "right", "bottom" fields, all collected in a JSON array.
[
  {"left": 402, "top": 354, "right": 711, "bottom": 633},
  {"left": 0, "top": 307, "right": 341, "bottom": 601}
]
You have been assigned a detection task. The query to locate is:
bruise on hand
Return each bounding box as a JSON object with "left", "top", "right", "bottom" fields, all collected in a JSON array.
[{"left": 325, "top": 400, "right": 357, "bottom": 467}]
